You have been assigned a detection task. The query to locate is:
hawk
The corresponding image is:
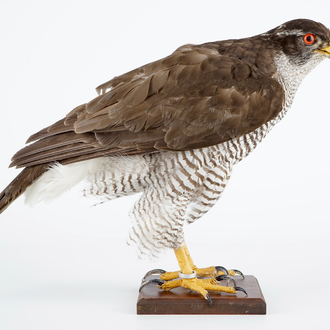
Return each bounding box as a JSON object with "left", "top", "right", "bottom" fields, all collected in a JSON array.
[{"left": 0, "top": 19, "right": 329, "bottom": 306}]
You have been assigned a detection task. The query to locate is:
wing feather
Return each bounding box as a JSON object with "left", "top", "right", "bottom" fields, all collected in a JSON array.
[{"left": 11, "top": 42, "right": 284, "bottom": 168}]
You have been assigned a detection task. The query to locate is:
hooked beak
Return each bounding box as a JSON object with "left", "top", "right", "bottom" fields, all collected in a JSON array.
[{"left": 318, "top": 41, "right": 330, "bottom": 57}]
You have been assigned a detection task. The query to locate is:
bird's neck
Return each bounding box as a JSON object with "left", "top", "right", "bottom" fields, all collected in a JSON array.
[{"left": 274, "top": 50, "right": 325, "bottom": 112}]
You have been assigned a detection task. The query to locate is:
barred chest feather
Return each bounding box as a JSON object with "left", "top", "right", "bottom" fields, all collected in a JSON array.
[{"left": 78, "top": 122, "right": 271, "bottom": 257}]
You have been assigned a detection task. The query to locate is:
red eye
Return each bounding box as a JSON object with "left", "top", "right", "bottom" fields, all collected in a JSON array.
[{"left": 304, "top": 33, "right": 316, "bottom": 45}]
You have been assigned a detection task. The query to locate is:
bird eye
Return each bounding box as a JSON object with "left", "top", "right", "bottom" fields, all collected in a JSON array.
[{"left": 304, "top": 34, "right": 316, "bottom": 45}]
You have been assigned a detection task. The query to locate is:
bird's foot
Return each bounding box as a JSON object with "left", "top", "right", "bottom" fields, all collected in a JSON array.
[
  {"left": 141, "top": 265, "right": 244, "bottom": 282},
  {"left": 140, "top": 270, "right": 247, "bottom": 307},
  {"left": 140, "top": 245, "right": 247, "bottom": 306}
]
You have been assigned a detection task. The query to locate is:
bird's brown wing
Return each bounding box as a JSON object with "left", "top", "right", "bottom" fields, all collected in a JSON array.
[{"left": 11, "top": 44, "right": 284, "bottom": 168}]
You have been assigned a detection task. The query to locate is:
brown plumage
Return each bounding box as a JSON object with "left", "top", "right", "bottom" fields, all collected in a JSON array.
[{"left": 0, "top": 164, "right": 48, "bottom": 214}]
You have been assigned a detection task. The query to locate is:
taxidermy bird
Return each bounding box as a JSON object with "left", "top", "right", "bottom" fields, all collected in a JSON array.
[{"left": 0, "top": 19, "right": 329, "bottom": 306}]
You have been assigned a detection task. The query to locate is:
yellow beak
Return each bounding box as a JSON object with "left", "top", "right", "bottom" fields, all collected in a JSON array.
[{"left": 318, "top": 43, "right": 330, "bottom": 57}]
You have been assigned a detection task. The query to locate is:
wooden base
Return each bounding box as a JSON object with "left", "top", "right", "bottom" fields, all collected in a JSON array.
[{"left": 137, "top": 275, "right": 266, "bottom": 315}]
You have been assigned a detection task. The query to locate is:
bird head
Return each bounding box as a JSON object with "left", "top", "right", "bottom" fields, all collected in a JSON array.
[{"left": 268, "top": 19, "right": 330, "bottom": 65}]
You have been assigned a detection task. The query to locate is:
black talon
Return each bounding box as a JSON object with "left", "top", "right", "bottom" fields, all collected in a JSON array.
[
  {"left": 206, "top": 293, "right": 212, "bottom": 307},
  {"left": 215, "top": 274, "right": 228, "bottom": 281},
  {"left": 234, "top": 286, "right": 248, "bottom": 296},
  {"left": 215, "top": 266, "right": 229, "bottom": 275},
  {"left": 231, "top": 269, "right": 245, "bottom": 280},
  {"left": 141, "top": 269, "right": 166, "bottom": 283},
  {"left": 215, "top": 274, "right": 237, "bottom": 287},
  {"left": 139, "top": 279, "right": 165, "bottom": 292}
]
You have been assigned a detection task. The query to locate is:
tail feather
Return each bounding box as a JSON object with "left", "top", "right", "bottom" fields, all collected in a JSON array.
[{"left": 0, "top": 164, "right": 48, "bottom": 214}]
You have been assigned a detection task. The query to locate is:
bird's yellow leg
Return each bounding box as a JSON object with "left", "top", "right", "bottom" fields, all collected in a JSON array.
[
  {"left": 160, "top": 244, "right": 231, "bottom": 281},
  {"left": 174, "top": 244, "right": 194, "bottom": 274},
  {"left": 160, "top": 244, "right": 193, "bottom": 280}
]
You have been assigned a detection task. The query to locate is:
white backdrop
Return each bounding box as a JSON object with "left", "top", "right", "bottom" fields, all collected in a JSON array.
[{"left": 0, "top": 1, "right": 329, "bottom": 329}]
